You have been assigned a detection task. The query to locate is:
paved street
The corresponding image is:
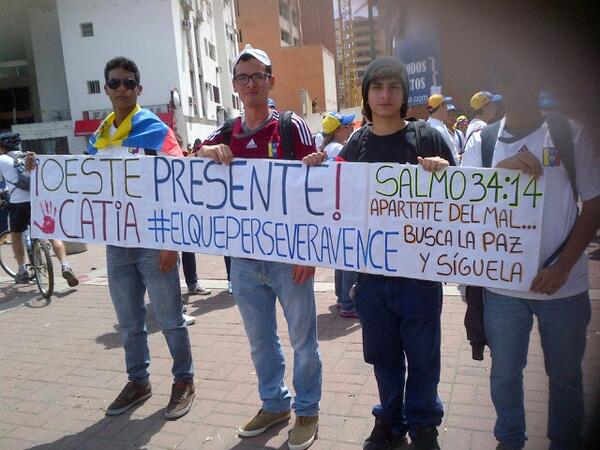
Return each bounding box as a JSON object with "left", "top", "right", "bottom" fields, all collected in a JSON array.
[{"left": 0, "top": 242, "right": 598, "bottom": 450}]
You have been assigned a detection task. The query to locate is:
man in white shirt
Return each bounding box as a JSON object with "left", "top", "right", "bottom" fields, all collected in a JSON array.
[
  {"left": 462, "top": 65, "right": 600, "bottom": 450},
  {"left": 427, "top": 94, "right": 458, "bottom": 159},
  {"left": 463, "top": 91, "right": 502, "bottom": 149},
  {"left": 0, "top": 132, "right": 79, "bottom": 286}
]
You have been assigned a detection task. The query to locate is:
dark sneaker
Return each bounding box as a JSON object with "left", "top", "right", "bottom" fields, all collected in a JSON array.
[
  {"left": 164, "top": 379, "right": 195, "bottom": 419},
  {"left": 364, "top": 418, "right": 408, "bottom": 450},
  {"left": 410, "top": 427, "right": 440, "bottom": 450},
  {"left": 288, "top": 415, "right": 319, "bottom": 450},
  {"left": 14, "top": 269, "right": 30, "bottom": 284},
  {"left": 62, "top": 266, "right": 79, "bottom": 287},
  {"left": 238, "top": 409, "right": 291, "bottom": 437},
  {"left": 340, "top": 309, "right": 359, "bottom": 318},
  {"left": 106, "top": 381, "right": 152, "bottom": 416}
]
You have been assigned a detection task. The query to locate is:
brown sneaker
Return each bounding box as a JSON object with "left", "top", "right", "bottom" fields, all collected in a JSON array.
[
  {"left": 62, "top": 266, "right": 79, "bottom": 287},
  {"left": 164, "top": 379, "right": 195, "bottom": 419},
  {"left": 288, "top": 415, "right": 318, "bottom": 450},
  {"left": 238, "top": 409, "right": 291, "bottom": 437},
  {"left": 106, "top": 381, "right": 152, "bottom": 416}
]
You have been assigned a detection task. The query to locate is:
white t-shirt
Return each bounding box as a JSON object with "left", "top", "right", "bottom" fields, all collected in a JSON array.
[
  {"left": 0, "top": 153, "right": 29, "bottom": 204},
  {"left": 462, "top": 117, "right": 600, "bottom": 300},
  {"left": 463, "top": 117, "right": 487, "bottom": 149},
  {"left": 94, "top": 124, "right": 151, "bottom": 158},
  {"left": 323, "top": 141, "right": 343, "bottom": 160},
  {"left": 428, "top": 117, "right": 458, "bottom": 159}
]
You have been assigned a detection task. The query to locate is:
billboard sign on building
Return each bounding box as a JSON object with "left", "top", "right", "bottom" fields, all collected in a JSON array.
[{"left": 394, "top": 17, "right": 442, "bottom": 106}]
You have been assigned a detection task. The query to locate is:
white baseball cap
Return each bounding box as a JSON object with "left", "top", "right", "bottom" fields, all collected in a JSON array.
[{"left": 233, "top": 44, "right": 271, "bottom": 69}]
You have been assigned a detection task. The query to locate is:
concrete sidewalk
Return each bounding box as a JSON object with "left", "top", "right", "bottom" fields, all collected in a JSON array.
[{"left": 0, "top": 244, "right": 598, "bottom": 449}]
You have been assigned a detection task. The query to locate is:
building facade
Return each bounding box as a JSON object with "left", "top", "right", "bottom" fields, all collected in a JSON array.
[
  {"left": 0, "top": 0, "right": 240, "bottom": 154},
  {"left": 235, "top": 0, "right": 338, "bottom": 116}
]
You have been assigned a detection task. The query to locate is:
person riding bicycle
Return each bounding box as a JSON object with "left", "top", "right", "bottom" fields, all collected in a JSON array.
[{"left": 0, "top": 132, "right": 79, "bottom": 286}]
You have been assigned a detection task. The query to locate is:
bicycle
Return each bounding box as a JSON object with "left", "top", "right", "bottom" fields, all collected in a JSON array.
[{"left": 0, "top": 205, "right": 54, "bottom": 299}]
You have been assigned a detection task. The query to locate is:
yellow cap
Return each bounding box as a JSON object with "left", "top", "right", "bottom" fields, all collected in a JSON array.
[
  {"left": 470, "top": 91, "right": 502, "bottom": 111},
  {"left": 321, "top": 112, "right": 356, "bottom": 135},
  {"left": 428, "top": 94, "right": 452, "bottom": 109}
]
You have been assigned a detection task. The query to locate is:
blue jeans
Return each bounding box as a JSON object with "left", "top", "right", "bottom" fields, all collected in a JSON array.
[
  {"left": 335, "top": 270, "right": 358, "bottom": 312},
  {"left": 355, "top": 275, "right": 444, "bottom": 439},
  {"left": 231, "top": 258, "right": 322, "bottom": 416},
  {"left": 106, "top": 246, "right": 194, "bottom": 383},
  {"left": 484, "top": 290, "right": 591, "bottom": 450}
]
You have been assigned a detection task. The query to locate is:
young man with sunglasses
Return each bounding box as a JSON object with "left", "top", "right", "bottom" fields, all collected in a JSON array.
[
  {"left": 195, "top": 45, "right": 321, "bottom": 450},
  {"left": 91, "top": 57, "right": 195, "bottom": 419}
]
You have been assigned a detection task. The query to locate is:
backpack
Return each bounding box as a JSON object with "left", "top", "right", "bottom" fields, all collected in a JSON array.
[
  {"left": 464, "top": 111, "right": 578, "bottom": 361},
  {"left": 341, "top": 119, "right": 439, "bottom": 162},
  {"left": 220, "top": 111, "right": 296, "bottom": 159},
  {"left": 5, "top": 151, "right": 31, "bottom": 192}
]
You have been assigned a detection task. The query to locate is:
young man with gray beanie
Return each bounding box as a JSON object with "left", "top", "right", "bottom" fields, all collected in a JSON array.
[{"left": 338, "top": 56, "right": 453, "bottom": 450}]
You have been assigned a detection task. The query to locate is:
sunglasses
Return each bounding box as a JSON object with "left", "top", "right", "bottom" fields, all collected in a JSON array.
[{"left": 106, "top": 78, "right": 138, "bottom": 90}]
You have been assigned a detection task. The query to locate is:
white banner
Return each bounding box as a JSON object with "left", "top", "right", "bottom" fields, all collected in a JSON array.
[{"left": 31, "top": 155, "right": 545, "bottom": 290}]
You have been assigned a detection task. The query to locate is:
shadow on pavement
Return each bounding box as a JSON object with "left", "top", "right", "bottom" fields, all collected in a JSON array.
[
  {"left": 317, "top": 304, "right": 361, "bottom": 341},
  {"left": 189, "top": 290, "right": 236, "bottom": 316},
  {"left": 95, "top": 291, "right": 236, "bottom": 349},
  {"left": 27, "top": 408, "right": 166, "bottom": 450},
  {"left": 228, "top": 419, "right": 291, "bottom": 450}
]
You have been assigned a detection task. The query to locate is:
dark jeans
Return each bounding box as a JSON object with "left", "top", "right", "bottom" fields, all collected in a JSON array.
[
  {"left": 181, "top": 252, "right": 197, "bottom": 287},
  {"left": 224, "top": 256, "right": 231, "bottom": 281},
  {"left": 355, "top": 275, "right": 444, "bottom": 439}
]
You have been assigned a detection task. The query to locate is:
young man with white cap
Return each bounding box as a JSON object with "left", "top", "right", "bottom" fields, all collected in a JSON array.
[
  {"left": 195, "top": 44, "right": 321, "bottom": 450},
  {"left": 427, "top": 94, "right": 458, "bottom": 159},
  {"left": 463, "top": 90, "right": 502, "bottom": 148}
]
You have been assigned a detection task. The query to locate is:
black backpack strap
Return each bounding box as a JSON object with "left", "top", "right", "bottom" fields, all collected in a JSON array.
[
  {"left": 340, "top": 125, "right": 370, "bottom": 162},
  {"left": 545, "top": 111, "right": 577, "bottom": 199},
  {"left": 413, "top": 119, "right": 426, "bottom": 158},
  {"left": 480, "top": 120, "right": 502, "bottom": 168},
  {"left": 220, "top": 117, "right": 237, "bottom": 146},
  {"left": 278, "top": 111, "right": 294, "bottom": 159}
]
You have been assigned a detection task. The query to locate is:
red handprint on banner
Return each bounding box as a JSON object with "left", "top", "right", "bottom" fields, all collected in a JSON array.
[{"left": 34, "top": 201, "right": 57, "bottom": 234}]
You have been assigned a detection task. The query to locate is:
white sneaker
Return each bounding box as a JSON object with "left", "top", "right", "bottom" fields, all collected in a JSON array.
[
  {"left": 227, "top": 281, "right": 233, "bottom": 295},
  {"left": 187, "top": 283, "right": 211, "bottom": 295},
  {"left": 183, "top": 313, "right": 196, "bottom": 325}
]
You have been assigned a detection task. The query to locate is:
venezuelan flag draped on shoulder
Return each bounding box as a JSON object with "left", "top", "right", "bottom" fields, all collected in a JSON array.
[{"left": 87, "top": 104, "right": 182, "bottom": 156}]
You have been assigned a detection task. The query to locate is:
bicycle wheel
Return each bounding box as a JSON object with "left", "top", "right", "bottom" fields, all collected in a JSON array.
[
  {"left": 31, "top": 239, "right": 54, "bottom": 298},
  {"left": 0, "top": 230, "right": 18, "bottom": 278}
]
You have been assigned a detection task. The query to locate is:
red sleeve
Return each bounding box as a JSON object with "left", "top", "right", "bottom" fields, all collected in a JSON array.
[
  {"left": 200, "top": 123, "right": 228, "bottom": 147},
  {"left": 290, "top": 113, "right": 317, "bottom": 159}
]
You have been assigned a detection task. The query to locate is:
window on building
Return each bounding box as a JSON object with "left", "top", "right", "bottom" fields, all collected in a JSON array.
[
  {"left": 235, "top": 0, "right": 240, "bottom": 16},
  {"left": 291, "top": 10, "right": 299, "bottom": 26},
  {"left": 205, "top": 83, "right": 214, "bottom": 101},
  {"left": 238, "top": 28, "right": 243, "bottom": 42},
  {"left": 280, "top": 29, "right": 291, "bottom": 45},
  {"left": 87, "top": 80, "right": 101, "bottom": 94},
  {"left": 213, "top": 85, "right": 221, "bottom": 104},
  {"left": 278, "top": 0, "right": 288, "bottom": 19},
  {"left": 208, "top": 42, "right": 216, "bottom": 61},
  {"left": 204, "top": 38, "right": 209, "bottom": 56},
  {"left": 80, "top": 22, "right": 94, "bottom": 37}
]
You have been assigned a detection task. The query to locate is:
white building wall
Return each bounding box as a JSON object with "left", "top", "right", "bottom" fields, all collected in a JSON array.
[
  {"left": 322, "top": 49, "right": 338, "bottom": 113},
  {"left": 56, "top": 0, "right": 180, "bottom": 122}
]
